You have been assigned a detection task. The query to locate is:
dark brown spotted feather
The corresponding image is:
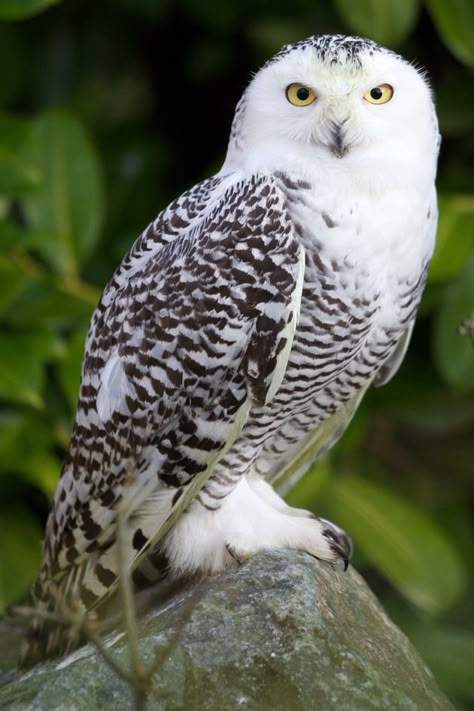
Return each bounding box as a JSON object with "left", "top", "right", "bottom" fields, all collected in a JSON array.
[{"left": 22, "top": 174, "right": 303, "bottom": 664}]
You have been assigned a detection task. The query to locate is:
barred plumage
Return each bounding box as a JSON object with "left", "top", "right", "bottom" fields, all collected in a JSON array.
[{"left": 23, "top": 33, "right": 439, "bottom": 664}]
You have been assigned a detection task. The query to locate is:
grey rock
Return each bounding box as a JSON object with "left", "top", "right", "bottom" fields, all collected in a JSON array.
[{"left": 0, "top": 550, "right": 454, "bottom": 710}]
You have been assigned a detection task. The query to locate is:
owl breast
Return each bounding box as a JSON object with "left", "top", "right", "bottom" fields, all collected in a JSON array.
[{"left": 197, "top": 171, "right": 433, "bottom": 506}]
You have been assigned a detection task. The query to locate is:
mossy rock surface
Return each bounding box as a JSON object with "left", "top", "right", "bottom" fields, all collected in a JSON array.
[{"left": 0, "top": 550, "right": 454, "bottom": 710}]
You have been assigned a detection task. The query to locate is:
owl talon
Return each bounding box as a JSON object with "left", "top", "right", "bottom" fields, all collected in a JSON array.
[
  {"left": 319, "top": 518, "right": 353, "bottom": 571},
  {"left": 225, "top": 543, "right": 243, "bottom": 565}
]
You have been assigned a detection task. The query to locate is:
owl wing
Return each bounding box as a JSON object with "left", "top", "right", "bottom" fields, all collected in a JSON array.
[
  {"left": 270, "top": 321, "right": 418, "bottom": 495},
  {"left": 37, "top": 173, "right": 304, "bottom": 616},
  {"left": 270, "top": 381, "right": 373, "bottom": 495},
  {"left": 373, "top": 322, "right": 414, "bottom": 386},
  {"left": 375, "top": 256, "right": 431, "bottom": 387},
  {"left": 87, "top": 174, "right": 228, "bottom": 331}
]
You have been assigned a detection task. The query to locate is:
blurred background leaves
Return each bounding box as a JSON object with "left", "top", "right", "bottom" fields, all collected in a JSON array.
[{"left": 0, "top": 0, "right": 473, "bottom": 706}]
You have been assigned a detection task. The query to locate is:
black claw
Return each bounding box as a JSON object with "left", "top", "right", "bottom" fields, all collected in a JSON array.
[
  {"left": 319, "top": 518, "right": 353, "bottom": 571},
  {"left": 225, "top": 543, "right": 242, "bottom": 565}
]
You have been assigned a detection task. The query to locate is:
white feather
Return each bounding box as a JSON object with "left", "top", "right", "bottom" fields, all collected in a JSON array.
[{"left": 97, "top": 353, "right": 133, "bottom": 423}]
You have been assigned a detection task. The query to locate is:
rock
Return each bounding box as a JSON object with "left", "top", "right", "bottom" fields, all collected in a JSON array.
[{"left": 0, "top": 550, "right": 454, "bottom": 710}]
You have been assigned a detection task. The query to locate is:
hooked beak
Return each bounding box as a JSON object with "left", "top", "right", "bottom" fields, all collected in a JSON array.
[{"left": 328, "top": 120, "right": 349, "bottom": 158}]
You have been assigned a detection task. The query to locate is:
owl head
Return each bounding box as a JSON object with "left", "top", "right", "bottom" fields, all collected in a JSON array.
[{"left": 223, "top": 35, "right": 440, "bottom": 184}]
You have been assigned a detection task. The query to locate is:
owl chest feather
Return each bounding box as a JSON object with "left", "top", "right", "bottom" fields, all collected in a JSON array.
[
  {"left": 291, "top": 179, "right": 426, "bottom": 324},
  {"left": 226, "top": 174, "right": 434, "bottom": 471}
]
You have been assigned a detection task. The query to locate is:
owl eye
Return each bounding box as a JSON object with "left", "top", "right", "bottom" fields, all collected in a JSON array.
[
  {"left": 286, "top": 83, "right": 317, "bottom": 106},
  {"left": 364, "top": 84, "right": 394, "bottom": 104}
]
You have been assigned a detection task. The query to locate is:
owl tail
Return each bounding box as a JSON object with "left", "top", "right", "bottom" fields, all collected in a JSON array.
[
  {"left": 19, "top": 550, "right": 167, "bottom": 668},
  {"left": 20, "top": 610, "right": 73, "bottom": 668},
  {"left": 18, "top": 574, "right": 93, "bottom": 669}
]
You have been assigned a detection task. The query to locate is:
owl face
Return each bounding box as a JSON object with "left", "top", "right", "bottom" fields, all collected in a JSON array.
[{"left": 231, "top": 36, "right": 439, "bottom": 178}]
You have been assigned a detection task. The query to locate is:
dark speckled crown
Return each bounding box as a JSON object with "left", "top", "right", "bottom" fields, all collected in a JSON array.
[{"left": 264, "top": 34, "right": 393, "bottom": 69}]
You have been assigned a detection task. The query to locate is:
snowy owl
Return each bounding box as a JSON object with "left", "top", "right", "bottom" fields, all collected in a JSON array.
[{"left": 24, "top": 34, "right": 439, "bottom": 662}]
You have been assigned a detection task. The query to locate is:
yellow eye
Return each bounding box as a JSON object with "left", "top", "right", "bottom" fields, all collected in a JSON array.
[
  {"left": 364, "top": 83, "right": 394, "bottom": 104},
  {"left": 286, "top": 83, "right": 317, "bottom": 107}
]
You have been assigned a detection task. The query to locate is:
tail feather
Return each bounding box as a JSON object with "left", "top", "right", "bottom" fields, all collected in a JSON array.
[
  {"left": 20, "top": 551, "right": 109, "bottom": 668},
  {"left": 19, "top": 591, "right": 85, "bottom": 668},
  {"left": 20, "top": 534, "right": 170, "bottom": 667}
]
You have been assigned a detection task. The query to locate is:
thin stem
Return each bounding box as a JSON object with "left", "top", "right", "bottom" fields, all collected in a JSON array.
[{"left": 116, "top": 502, "right": 149, "bottom": 711}]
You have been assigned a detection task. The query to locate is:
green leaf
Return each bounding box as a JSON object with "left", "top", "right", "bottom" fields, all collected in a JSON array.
[
  {"left": 429, "top": 196, "right": 474, "bottom": 283},
  {"left": 0, "top": 113, "right": 41, "bottom": 194},
  {"left": 333, "top": 0, "right": 420, "bottom": 46},
  {"left": 0, "top": 410, "right": 59, "bottom": 495},
  {"left": 58, "top": 326, "right": 88, "bottom": 412},
  {"left": 23, "top": 110, "right": 104, "bottom": 277},
  {"left": 7, "top": 273, "right": 98, "bottom": 328},
  {"left": 409, "top": 626, "right": 474, "bottom": 699},
  {"left": 425, "top": 0, "right": 474, "bottom": 67},
  {"left": 433, "top": 261, "right": 474, "bottom": 390},
  {"left": 0, "top": 509, "right": 42, "bottom": 614},
  {"left": 0, "top": 220, "right": 31, "bottom": 250},
  {"left": 0, "top": 0, "right": 59, "bottom": 20},
  {"left": 0, "top": 252, "right": 37, "bottom": 315},
  {"left": 322, "top": 476, "right": 466, "bottom": 613},
  {"left": 0, "top": 327, "right": 64, "bottom": 407}
]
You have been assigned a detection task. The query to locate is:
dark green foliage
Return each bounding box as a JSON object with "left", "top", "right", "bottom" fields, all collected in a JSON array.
[{"left": 0, "top": 0, "right": 473, "bottom": 706}]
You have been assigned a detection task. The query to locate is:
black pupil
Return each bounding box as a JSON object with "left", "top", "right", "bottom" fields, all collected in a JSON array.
[
  {"left": 370, "top": 87, "right": 383, "bottom": 100},
  {"left": 296, "top": 87, "right": 310, "bottom": 101}
]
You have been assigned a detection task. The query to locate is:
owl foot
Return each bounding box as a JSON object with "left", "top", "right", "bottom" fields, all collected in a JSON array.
[
  {"left": 224, "top": 514, "right": 352, "bottom": 571},
  {"left": 246, "top": 474, "right": 352, "bottom": 568},
  {"left": 162, "top": 477, "right": 352, "bottom": 576}
]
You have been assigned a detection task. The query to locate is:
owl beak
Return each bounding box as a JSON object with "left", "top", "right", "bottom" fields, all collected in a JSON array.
[{"left": 328, "top": 120, "right": 349, "bottom": 158}]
